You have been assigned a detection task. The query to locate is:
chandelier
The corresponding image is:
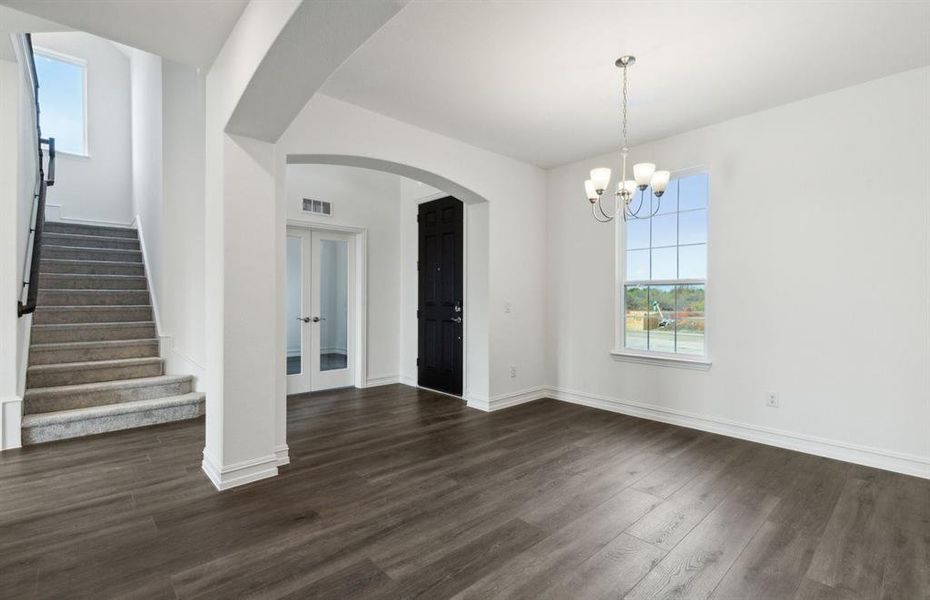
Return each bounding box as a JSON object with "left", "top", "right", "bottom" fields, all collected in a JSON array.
[{"left": 585, "top": 56, "right": 669, "bottom": 222}]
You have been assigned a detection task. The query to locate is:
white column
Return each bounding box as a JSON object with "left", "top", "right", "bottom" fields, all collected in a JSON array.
[
  {"left": 0, "top": 59, "right": 24, "bottom": 450},
  {"left": 200, "top": 131, "right": 280, "bottom": 490}
]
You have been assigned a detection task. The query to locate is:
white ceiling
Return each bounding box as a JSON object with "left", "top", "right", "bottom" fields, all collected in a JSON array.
[
  {"left": 0, "top": 5, "right": 68, "bottom": 61},
  {"left": 321, "top": 0, "right": 930, "bottom": 168},
  {"left": 0, "top": 0, "right": 248, "bottom": 67}
]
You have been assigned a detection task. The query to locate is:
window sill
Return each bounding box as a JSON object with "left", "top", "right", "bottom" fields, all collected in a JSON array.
[
  {"left": 610, "top": 349, "right": 712, "bottom": 371},
  {"left": 56, "top": 150, "right": 90, "bottom": 160}
]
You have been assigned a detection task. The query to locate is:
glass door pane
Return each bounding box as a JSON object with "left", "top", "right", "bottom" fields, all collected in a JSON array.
[
  {"left": 286, "top": 235, "right": 303, "bottom": 375},
  {"left": 319, "top": 239, "right": 348, "bottom": 371}
]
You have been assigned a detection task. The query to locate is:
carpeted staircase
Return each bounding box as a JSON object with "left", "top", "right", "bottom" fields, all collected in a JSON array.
[{"left": 22, "top": 221, "right": 204, "bottom": 444}]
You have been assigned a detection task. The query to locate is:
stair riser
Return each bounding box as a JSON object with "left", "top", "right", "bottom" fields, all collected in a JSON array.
[
  {"left": 22, "top": 401, "right": 204, "bottom": 445},
  {"left": 43, "top": 222, "right": 138, "bottom": 239},
  {"left": 42, "top": 235, "right": 140, "bottom": 251},
  {"left": 32, "top": 324, "right": 157, "bottom": 344},
  {"left": 39, "top": 275, "right": 148, "bottom": 290},
  {"left": 24, "top": 379, "right": 192, "bottom": 414},
  {"left": 40, "top": 260, "right": 144, "bottom": 276},
  {"left": 32, "top": 306, "right": 153, "bottom": 325},
  {"left": 41, "top": 247, "right": 143, "bottom": 263},
  {"left": 37, "top": 290, "right": 150, "bottom": 306},
  {"left": 29, "top": 342, "right": 159, "bottom": 366},
  {"left": 27, "top": 362, "right": 164, "bottom": 388}
]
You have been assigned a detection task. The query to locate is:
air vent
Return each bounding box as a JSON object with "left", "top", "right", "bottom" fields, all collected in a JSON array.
[{"left": 302, "top": 198, "right": 332, "bottom": 216}]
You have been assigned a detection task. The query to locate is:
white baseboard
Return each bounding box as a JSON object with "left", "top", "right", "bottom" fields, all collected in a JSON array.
[
  {"left": 1, "top": 396, "right": 23, "bottom": 450},
  {"left": 548, "top": 386, "right": 930, "bottom": 480},
  {"left": 466, "top": 385, "right": 548, "bottom": 412},
  {"left": 133, "top": 214, "right": 163, "bottom": 337},
  {"left": 465, "top": 393, "right": 490, "bottom": 411},
  {"left": 45, "top": 204, "right": 135, "bottom": 228},
  {"left": 274, "top": 444, "right": 290, "bottom": 466},
  {"left": 17, "top": 313, "right": 32, "bottom": 398},
  {"left": 366, "top": 375, "right": 402, "bottom": 388},
  {"left": 201, "top": 449, "right": 279, "bottom": 491},
  {"left": 165, "top": 343, "right": 205, "bottom": 392},
  {"left": 399, "top": 375, "right": 417, "bottom": 387}
]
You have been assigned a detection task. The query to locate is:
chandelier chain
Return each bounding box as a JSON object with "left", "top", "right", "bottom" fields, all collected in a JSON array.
[{"left": 621, "top": 64, "right": 628, "bottom": 150}]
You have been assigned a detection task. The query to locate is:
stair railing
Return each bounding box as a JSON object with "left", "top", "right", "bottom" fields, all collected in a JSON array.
[{"left": 17, "top": 33, "right": 56, "bottom": 318}]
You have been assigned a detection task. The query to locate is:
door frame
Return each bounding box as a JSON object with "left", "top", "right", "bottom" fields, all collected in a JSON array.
[{"left": 286, "top": 219, "right": 368, "bottom": 391}]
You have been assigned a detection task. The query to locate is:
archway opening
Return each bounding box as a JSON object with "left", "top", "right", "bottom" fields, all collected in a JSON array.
[{"left": 283, "top": 154, "right": 490, "bottom": 404}]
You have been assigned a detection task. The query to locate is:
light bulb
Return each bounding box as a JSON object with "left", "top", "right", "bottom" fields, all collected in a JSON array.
[
  {"left": 617, "top": 180, "right": 637, "bottom": 200},
  {"left": 590, "top": 168, "right": 611, "bottom": 193},
  {"left": 584, "top": 179, "right": 597, "bottom": 201},
  {"left": 633, "top": 163, "right": 656, "bottom": 189},
  {"left": 650, "top": 170, "right": 670, "bottom": 197}
]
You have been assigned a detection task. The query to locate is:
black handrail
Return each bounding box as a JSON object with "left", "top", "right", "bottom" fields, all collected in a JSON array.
[{"left": 17, "top": 33, "right": 55, "bottom": 317}]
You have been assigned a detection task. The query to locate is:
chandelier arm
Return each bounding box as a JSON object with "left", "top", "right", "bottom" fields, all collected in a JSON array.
[
  {"left": 592, "top": 199, "right": 614, "bottom": 223},
  {"left": 625, "top": 190, "right": 646, "bottom": 219},
  {"left": 596, "top": 194, "right": 615, "bottom": 220},
  {"left": 646, "top": 194, "right": 662, "bottom": 218}
]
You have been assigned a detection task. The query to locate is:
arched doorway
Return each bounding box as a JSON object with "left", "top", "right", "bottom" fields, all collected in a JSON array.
[{"left": 282, "top": 154, "right": 491, "bottom": 404}]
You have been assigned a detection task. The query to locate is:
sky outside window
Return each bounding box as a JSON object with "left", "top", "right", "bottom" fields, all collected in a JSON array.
[{"left": 35, "top": 52, "right": 86, "bottom": 155}]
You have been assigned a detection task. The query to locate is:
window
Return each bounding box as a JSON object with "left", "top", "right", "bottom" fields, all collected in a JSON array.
[
  {"left": 619, "top": 171, "right": 708, "bottom": 360},
  {"left": 34, "top": 50, "right": 87, "bottom": 156}
]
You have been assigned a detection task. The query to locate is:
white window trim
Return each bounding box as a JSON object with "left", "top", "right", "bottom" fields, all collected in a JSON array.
[
  {"left": 614, "top": 166, "right": 711, "bottom": 368},
  {"left": 34, "top": 46, "right": 89, "bottom": 158}
]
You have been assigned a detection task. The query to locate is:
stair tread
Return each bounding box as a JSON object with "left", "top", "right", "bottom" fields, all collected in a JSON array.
[
  {"left": 30, "top": 338, "right": 158, "bottom": 350},
  {"left": 27, "top": 356, "right": 163, "bottom": 373},
  {"left": 22, "top": 393, "right": 204, "bottom": 426},
  {"left": 33, "top": 321, "right": 155, "bottom": 329},
  {"left": 40, "top": 273, "right": 147, "bottom": 279},
  {"left": 42, "top": 244, "right": 141, "bottom": 252},
  {"left": 38, "top": 288, "right": 147, "bottom": 292},
  {"left": 24, "top": 374, "right": 194, "bottom": 397},
  {"left": 34, "top": 304, "right": 152, "bottom": 310},
  {"left": 45, "top": 222, "right": 137, "bottom": 233},
  {"left": 42, "top": 232, "right": 138, "bottom": 242},
  {"left": 41, "top": 259, "right": 143, "bottom": 266}
]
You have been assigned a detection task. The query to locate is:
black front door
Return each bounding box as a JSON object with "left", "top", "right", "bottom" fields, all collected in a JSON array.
[{"left": 418, "top": 196, "right": 464, "bottom": 396}]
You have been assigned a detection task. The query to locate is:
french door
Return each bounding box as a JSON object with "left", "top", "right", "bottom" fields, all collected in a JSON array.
[{"left": 286, "top": 228, "right": 355, "bottom": 394}]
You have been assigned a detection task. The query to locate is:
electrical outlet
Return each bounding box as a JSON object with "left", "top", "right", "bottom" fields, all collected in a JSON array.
[
  {"left": 766, "top": 391, "right": 779, "bottom": 408},
  {"left": 510, "top": 366, "right": 517, "bottom": 378}
]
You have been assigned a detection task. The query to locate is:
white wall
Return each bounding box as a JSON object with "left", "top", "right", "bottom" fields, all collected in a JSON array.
[
  {"left": 127, "top": 47, "right": 163, "bottom": 334},
  {"left": 546, "top": 67, "right": 930, "bottom": 476},
  {"left": 159, "top": 59, "right": 206, "bottom": 383},
  {"left": 33, "top": 32, "right": 133, "bottom": 225}
]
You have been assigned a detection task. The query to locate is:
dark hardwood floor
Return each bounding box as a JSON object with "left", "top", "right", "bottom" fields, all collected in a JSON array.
[{"left": 0, "top": 384, "right": 927, "bottom": 599}]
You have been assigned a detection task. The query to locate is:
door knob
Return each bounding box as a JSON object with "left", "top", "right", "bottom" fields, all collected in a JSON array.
[
  {"left": 298, "top": 316, "right": 321, "bottom": 323},
  {"left": 450, "top": 316, "right": 463, "bottom": 324}
]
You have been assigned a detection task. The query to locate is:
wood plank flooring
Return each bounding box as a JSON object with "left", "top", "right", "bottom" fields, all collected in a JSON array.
[{"left": 0, "top": 384, "right": 927, "bottom": 599}]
